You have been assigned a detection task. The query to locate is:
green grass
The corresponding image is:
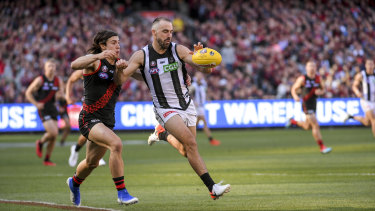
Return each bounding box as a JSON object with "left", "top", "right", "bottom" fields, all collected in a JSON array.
[{"left": 0, "top": 128, "right": 374, "bottom": 210}]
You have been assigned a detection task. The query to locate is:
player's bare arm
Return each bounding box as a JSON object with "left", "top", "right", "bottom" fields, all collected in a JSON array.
[
  {"left": 56, "top": 77, "right": 65, "bottom": 100},
  {"left": 291, "top": 76, "right": 304, "bottom": 101},
  {"left": 71, "top": 50, "right": 117, "bottom": 73},
  {"left": 177, "top": 43, "right": 213, "bottom": 74},
  {"left": 25, "top": 77, "right": 44, "bottom": 110},
  {"left": 352, "top": 72, "right": 363, "bottom": 98},
  {"left": 116, "top": 50, "right": 144, "bottom": 85},
  {"left": 65, "top": 70, "right": 84, "bottom": 104},
  {"left": 315, "top": 78, "right": 325, "bottom": 96}
]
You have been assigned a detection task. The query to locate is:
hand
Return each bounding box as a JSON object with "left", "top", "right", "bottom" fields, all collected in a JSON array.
[
  {"left": 314, "top": 88, "right": 324, "bottom": 96},
  {"left": 193, "top": 42, "right": 204, "bottom": 52},
  {"left": 36, "top": 102, "right": 44, "bottom": 110},
  {"left": 116, "top": 59, "right": 128, "bottom": 71},
  {"left": 293, "top": 97, "right": 300, "bottom": 102},
  {"left": 66, "top": 96, "right": 75, "bottom": 105},
  {"left": 99, "top": 50, "right": 118, "bottom": 60}
]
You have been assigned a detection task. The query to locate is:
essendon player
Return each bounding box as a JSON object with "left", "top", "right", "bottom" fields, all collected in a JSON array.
[
  {"left": 287, "top": 60, "right": 332, "bottom": 154},
  {"left": 66, "top": 30, "right": 138, "bottom": 206},
  {"left": 25, "top": 59, "right": 64, "bottom": 166}
]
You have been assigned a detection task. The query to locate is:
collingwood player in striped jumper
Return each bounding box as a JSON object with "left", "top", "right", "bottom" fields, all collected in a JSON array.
[
  {"left": 345, "top": 59, "right": 375, "bottom": 138},
  {"left": 117, "top": 17, "right": 230, "bottom": 200}
]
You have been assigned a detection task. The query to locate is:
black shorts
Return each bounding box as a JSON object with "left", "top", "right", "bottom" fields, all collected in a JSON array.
[
  {"left": 79, "top": 111, "right": 114, "bottom": 140},
  {"left": 38, "top": 106, "right": 58, "bottom": 122},
  {"left": 59, "top": 111, "right": 69, "bottom": 119},
  {"left": 302, "top": 101, "right": 316, "bottom": 115}
]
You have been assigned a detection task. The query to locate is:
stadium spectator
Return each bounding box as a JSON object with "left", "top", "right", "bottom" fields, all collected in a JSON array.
[{"left": 1, "top": 0, "right": 375, "bottom": 102}]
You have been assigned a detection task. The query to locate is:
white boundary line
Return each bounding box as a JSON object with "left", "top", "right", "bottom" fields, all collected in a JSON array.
[
  {"left": 0, "top": 199, "right": 121, "bottom": 211},
  {"left": 0, "top": 140, "right": 146, "bottom": 148}
]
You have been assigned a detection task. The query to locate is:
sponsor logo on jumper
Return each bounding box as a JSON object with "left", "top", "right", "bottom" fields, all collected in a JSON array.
[
  {"left": 99, "top": 72, "right": 108, "bottom": 79},
  {"left": 210, "top": 51, "right": 214, "bottom": 56},
  {"left": 149, "top": 68, "right": 159, "bottom": 74},
  {"left": 163, "top": 62, "right": 178, "bottom": 72},
  {"left": 91, "top": 119, "right": 100, "bottom": 123}
]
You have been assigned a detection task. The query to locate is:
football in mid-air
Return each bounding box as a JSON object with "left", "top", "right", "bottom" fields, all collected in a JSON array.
[{"left": 192, "top": 48, "right": 222, "bottom": 67}]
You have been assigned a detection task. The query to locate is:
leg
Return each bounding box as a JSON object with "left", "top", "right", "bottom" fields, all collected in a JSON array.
[
  {"left": 198, "top": 115, "right": 220, "bottom": 146},
  {"left": 165, "top": 115, "right": 208, "bottom": 176},
  {"left": 166, "top": 134, "right": 187, "bottom": 157},
  {"left": 42, "top": 120, "right": 58, "bottom": 165},
  {"left": 60, "top": 116, "right": 71, "bottom": 146},
  {"left": 306, "top": 114, "right": 331, "bottom": 153},
  {"left": 69, "top": 135, "right": 87, "bottom": 167},
  {"left": 366, "top": 111, "right": 375, "bottom": 138},
  {"left": 75, "top": 140, "right": 107, "bottom": 179}
]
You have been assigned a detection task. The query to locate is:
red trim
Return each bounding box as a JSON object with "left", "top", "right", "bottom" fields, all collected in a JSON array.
[
  {"left": 39, "top": 75, "right": 44, "bottom": 84},
  {"left": 116, "top": 184, "right": 125, "bottom": 189},
  {"left": 39, "top": 76, "right": 58, "bottom": 103},
  {"left": 84, "top": 60, "right": 101, "bottom": 76},
  {"left": 82, "top": 82, "right": 117, "bottom": 113}
]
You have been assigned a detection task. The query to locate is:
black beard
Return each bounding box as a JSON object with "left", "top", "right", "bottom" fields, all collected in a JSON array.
[{"left": 157, "top": 37, "right": 170, "bottom": 50}]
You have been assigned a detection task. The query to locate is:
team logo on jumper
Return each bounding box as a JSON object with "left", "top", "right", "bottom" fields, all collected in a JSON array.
[
  {"left": 163, "top": 110, "right": 176, "bottom": 118},
  {"left": 200, "top": 49, "right": 207, "bottom": 54},
  {"left": 151, "top": 61, "right": 156, "bottom": 67},
  {"left": 102, "top": 65, "right": 108, "bottom": 72},
  {"left": 99, "top": 72, "right": 108, "bottom": 79},
  {"left": 42, "top": 82, "right": 49, "bottom": 90},
  {"left": 91, "top": 119, "right": 100, "bottom": 123},
  {"left": 149, "top": 68, "right": 159, "bottom": 74},
  {"left": 168, "top": 57, "right": 174, "bottom": 63},
  {"left": 163, "top": 62, "right": 178, "bottom": 72}
]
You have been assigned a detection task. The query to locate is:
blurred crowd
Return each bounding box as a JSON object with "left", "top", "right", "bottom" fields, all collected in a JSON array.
[{"left": 1, "top": 0, "right": 375, "bottom": 103}]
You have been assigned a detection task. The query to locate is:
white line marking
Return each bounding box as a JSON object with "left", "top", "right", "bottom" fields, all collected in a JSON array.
[
  {"left": 0, "top": 140, "right": 146, "bottom": 148},
  {"left": 0, "top": 199, "right": 122, "bottom": 211}
]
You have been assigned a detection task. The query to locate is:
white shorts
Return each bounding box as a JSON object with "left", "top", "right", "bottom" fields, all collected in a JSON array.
[
  {"left": 154, "top": 103, "right": 197, "bottom": 127},
  {"left": 360, "top": 99, "right": 375, "bottom": 113}
]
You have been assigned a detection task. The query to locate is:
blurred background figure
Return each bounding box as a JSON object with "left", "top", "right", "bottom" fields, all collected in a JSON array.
[{"left": 190, "top": 71, "right": 221, "bottom": 146}]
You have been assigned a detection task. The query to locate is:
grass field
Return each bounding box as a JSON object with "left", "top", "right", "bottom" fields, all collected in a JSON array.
[{"left": 0, "top": 127, "right": 374, "bottom": 210}]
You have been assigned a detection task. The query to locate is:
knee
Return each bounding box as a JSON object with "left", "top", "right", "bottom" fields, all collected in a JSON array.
[
  {"left": 183, "top": 138, "right": 198, "bottom": 152},
  {"left": 110, "top": 139, "right": 123, "bottom": 153},
  {"left": 47, "top": 129, "right": 58, "bottom": 138}
]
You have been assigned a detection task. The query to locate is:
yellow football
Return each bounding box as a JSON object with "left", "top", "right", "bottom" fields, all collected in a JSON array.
[{"left": 192, "top": 48, "right": 222, "bottom": 67}]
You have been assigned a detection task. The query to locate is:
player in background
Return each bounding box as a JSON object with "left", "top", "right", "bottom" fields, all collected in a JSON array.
[
  {"left": 58, "top": 96, "right": 71, "bottom": 147},
  {"left": 116, "top": 17, "right": 230, "bottom": 200},
  {"left": 66, "top": 30, "right": 138, "bottom": 206},
  {"left": 25, "top": 59, "right": 64, "bottom": 166},
  {"left": 65, "top": 69, "right": 106, "bottom": 167},
  {"left": 344, "top": 59, "right": 375, "bottom": 138},
  {"left": 286, "top": 60, "right": 332, "bottom": 154},
  {"left": 190, "top": 71, "right": 220, "bottom": 146}
]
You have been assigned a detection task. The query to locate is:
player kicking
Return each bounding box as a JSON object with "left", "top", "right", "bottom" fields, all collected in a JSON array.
[
  {"left": 116, "top": 17, "right": 230, "bottom": 200},
  {"left": 286, "top": 60, "right": 332, "bottom": 154},
  {"left": 344, "top": 59, "right": 375, "bottom": 138}
]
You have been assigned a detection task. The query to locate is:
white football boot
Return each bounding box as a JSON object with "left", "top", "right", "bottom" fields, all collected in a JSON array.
[
  {"left": 210, "top": 182, "right": 231, "bottom": 200},
  {"left": 69, "top": 145, "right": 79, "bottom": 167}
]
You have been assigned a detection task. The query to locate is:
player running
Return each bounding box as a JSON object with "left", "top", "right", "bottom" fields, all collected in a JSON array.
[
  {"left": 286, "top": 60, "right": 332, "bottom": 154},
  {"left": 344, "top": 59, "right": 375, "bottom": 138},
  {"left": 116, "top": 17, "right": 230, "bottom": 200}
]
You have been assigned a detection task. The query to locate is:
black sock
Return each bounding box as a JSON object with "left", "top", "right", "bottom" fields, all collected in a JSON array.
[
  {"left": 75, "top": 144, "right": 82, "bottom": 152},
  {"left": 208, "top": 136, "right": 213, "bottom": 141},
  {"left": 72, "top": 174, "right": 84, "bottom": 187},
  {"left": 349, "top": 115, "right": 354, "bottom": 119},
  {"left": 200, "top": 172, "right": 215, "bottom": 192},
  {"left": 44, "top": 154, "right": 50, "bottom": 162},
  {"left": 158, "top": 131, "right": 169, "bottom": 142},
  {"left": 113, "top": 176, "right": 125, "bottom": 191},
  {"left": 39, "top": 142, "right": 43, "bottom": 149}
]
